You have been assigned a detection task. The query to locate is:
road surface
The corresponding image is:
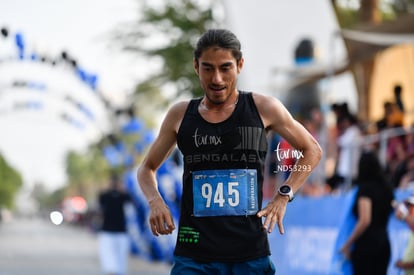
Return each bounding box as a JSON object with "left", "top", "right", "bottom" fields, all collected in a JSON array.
[{"left": 0, "top": 216, "right": 171, "bottom": 275}]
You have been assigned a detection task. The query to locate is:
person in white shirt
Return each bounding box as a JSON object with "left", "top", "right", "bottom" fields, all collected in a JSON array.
[{"left": 328, "top": 113, "right": 362, "bottom": 192}]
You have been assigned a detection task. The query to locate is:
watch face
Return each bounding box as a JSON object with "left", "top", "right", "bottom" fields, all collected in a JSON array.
[{"left": 280, "top": 185, "right": 291, "bottom": 193}]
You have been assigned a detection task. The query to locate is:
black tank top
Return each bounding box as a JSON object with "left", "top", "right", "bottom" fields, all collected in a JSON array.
[{"left": 175, "top": 91, "right": 270, "bottom": 262}]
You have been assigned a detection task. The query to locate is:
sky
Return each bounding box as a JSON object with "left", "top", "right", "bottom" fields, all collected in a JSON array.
[
  {"left": 0, "top": 0, "right": 357, "bottom": 193},
  {"left": 0, "top": 0, "right": 143, "bottom": 191}
]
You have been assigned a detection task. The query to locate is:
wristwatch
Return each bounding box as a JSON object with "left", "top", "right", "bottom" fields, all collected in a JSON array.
[{"left": 278, "top": 185, "right": 294, "bottom": 202}]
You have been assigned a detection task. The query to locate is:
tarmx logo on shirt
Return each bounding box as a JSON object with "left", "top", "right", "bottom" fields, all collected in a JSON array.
[{"left": 193, "top": 128, "right": 223, "bottom": 148}]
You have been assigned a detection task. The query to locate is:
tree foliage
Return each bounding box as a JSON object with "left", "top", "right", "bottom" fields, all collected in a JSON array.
[
  {"left": 31, "top": 182, "right": 66, "bottom": 211},
  {"left": 113, "top": 0, "right": 224, "bottom": 107},
  {"left": 65, "top": 145, "right": 112, "bottom": 201},
  {"left": 0, "top": 154, "right": 23, "bottom": 209},
  {"left": 332, "top": 0, "right": 414, "bottom": 28}
]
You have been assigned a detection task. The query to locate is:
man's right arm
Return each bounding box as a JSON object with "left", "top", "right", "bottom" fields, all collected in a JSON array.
[{"left": 137, "top": 101, "right": 188, "bottom": 236}]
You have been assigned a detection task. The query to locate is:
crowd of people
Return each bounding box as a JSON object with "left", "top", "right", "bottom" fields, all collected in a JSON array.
[
  {"left": 318, "top": 85, "right": 413, "bottom": 274},
  {"left": 286, "top": 83, "right": 414, "bottom": 197},
  {"left": 331, "top": 99, "right": 413, "bottom": 192}
]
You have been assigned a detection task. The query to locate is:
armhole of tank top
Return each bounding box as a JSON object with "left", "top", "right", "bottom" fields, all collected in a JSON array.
[
  {"left": 177, "top": 98, "right": 200, "bottom": 134},
  {"left": 246, "top": 92, "right": 266, "bottom": 130}
]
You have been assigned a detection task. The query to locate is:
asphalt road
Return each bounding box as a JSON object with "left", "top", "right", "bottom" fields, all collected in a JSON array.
[{"left": 0, "top": 216, "right": 171, "bottom": 275}]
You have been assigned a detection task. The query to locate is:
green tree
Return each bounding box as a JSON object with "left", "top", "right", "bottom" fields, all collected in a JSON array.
[
  {"left": 332, "top": 0, "right": 414, "bottom": 28},
  {"left": 65, "top": 145, "right": 112, "bottom": 201},
  {"left": 113, "top": 0, "right": 224, "bottom": 108},
  {"left": 0, "top": 154, "right": 23, "bottom": 209},
  {"left": 31, "top": 182, "right": 66, "bottom": 211}
]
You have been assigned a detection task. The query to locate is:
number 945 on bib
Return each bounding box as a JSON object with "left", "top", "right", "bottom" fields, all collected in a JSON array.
[{"left": 192, "top": 169, "right": 259, "bottom": 217}]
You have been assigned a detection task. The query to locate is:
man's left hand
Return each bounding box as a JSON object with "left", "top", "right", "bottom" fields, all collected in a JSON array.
[{"left": 257, "top": 195, "right": 289, "bottom": 234}]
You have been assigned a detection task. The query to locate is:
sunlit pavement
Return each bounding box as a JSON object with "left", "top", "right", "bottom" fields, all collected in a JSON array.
[{"left": 0, "top": 216, "right": 171, "bottom": 275}]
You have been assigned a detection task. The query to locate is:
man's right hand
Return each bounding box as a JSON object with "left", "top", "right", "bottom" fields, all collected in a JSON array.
[{"left": 148, "top": 197, "right": 175, "bottom": 236}]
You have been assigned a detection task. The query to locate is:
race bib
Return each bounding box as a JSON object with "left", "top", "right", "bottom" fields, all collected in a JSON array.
[{"left": 192, "top": 169, "right": 259, "bottom": 217}]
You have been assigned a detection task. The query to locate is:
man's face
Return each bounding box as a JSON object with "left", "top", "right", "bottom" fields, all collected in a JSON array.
[{"left": 194, "top": 47, "right": 243, "bottom": 104}]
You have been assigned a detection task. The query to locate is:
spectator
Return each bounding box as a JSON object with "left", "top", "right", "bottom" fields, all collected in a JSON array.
[
  {"left": 394, "top": 84, "right": 405, "bottom": 113},
  {"left": 376, "top": 101, "right": 394, "bottom": 132},
  {"left": 97, "top": 174, "right": 133, "bottom": 275},
  {"left": 385, "top": 106, "right": 406, "bottom": 179},
  {"left": 331, "top": 103, "right": 350, "bottom": 121},
  {"left": 327, "top": 113, "right": 362, "bottom": 192},
  {"left": 340, "top": 150, "right": 394, "bottom": 275}
]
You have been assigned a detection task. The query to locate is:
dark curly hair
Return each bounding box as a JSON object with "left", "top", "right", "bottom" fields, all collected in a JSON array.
[{"left": 194, "top": 29, "right": 243, "bottom": 63}]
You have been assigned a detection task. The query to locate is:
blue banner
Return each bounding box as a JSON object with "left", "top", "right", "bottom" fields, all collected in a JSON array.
[{"left": 268, "top": 188, "right": 411, "bottom": 275}]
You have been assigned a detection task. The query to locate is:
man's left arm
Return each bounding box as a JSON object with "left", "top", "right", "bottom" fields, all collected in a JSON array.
[{"left": 255, "top": 94, "right": 322, "bottom": 234}]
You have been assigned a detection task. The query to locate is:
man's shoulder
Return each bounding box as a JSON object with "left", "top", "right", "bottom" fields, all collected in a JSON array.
[
  {"left": 166, "top": 100, "right": 194, "bottom": 122},
  {"left": 169, "top": 100, "right": 191, "bottom": 113},
  {"left": 250, "top": 92, "right": 281, "bottom": 109},
  {"left": 251, "top": 91, "right": 278, "bottom": 99}
]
